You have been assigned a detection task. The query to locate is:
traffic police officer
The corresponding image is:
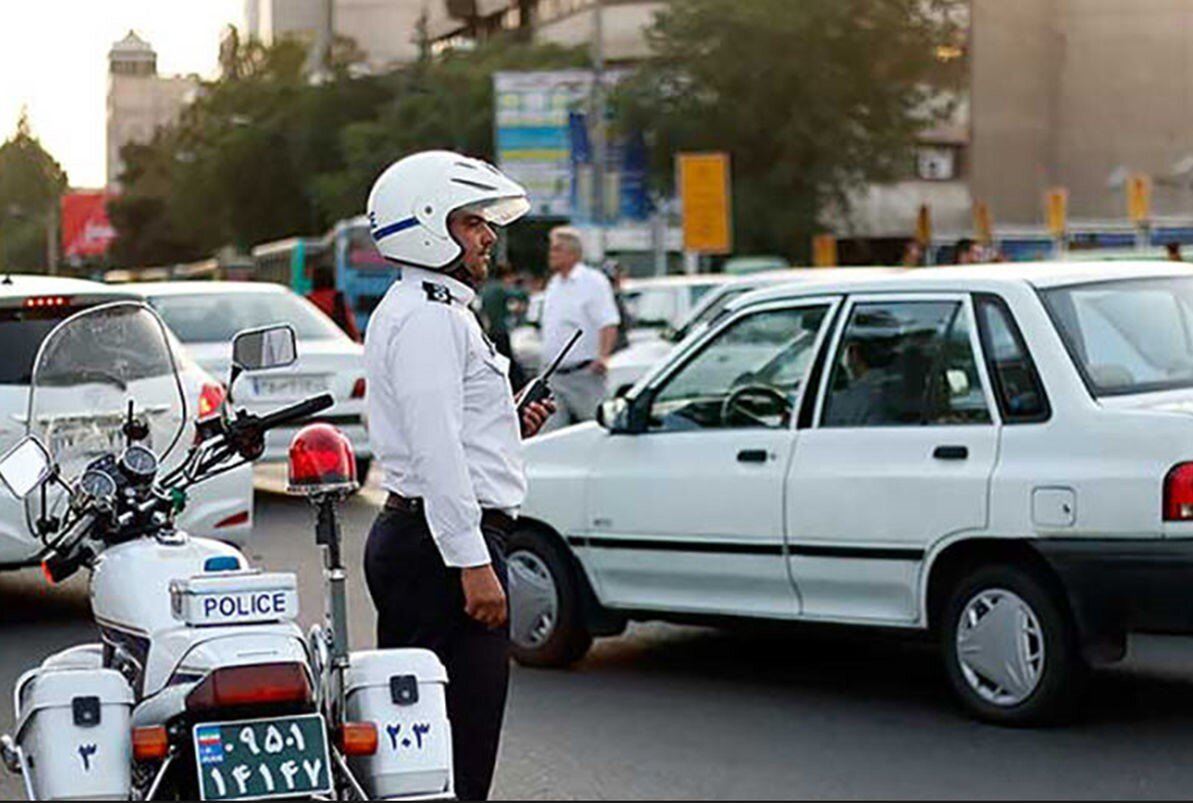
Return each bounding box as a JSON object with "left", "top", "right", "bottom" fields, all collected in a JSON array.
[{"left": 361, "top": 151, "right": 554, "bottom": 802}]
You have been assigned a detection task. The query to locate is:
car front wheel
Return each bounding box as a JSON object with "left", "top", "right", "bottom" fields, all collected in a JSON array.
[
  {"left": 941, "top": 562, "right": 1085, "bottom": 725},
  {"left": 507, "top": 528, "right": 593, "bottom": 668}
]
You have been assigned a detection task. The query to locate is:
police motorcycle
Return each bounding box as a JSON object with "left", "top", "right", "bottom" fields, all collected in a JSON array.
[{"left": 0, "top": 302, "right": 453, "bottom": 801}]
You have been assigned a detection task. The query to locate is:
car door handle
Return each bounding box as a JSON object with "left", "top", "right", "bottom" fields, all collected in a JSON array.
[
  {"left": 933, "top": 445, "right": 968, "bottom": 460},
  {"left": 737, "top": 449, "right": 768, "bottom": 463}
]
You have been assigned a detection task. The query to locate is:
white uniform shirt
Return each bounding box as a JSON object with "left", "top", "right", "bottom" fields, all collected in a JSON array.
[
  {"left": 364, "top": 266, "right": 526, "bottom": 568},
  {"left": 541, "top": 262, "right": 622, "bottom": 367}
]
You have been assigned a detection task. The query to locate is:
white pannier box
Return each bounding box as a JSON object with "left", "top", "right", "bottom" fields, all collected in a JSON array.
[
  {"left": 14, "top": 667, "right": 133, "bottom": 801},
  {"left": 346, "top": 649, "right": 452, "bottom": 799},
  {"left": 170, "top": 571, "right": 299, "bottom": 627}
]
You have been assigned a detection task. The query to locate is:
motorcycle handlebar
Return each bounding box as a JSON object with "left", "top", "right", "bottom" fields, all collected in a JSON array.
[{"left": 256, "top": 393, "right": 335, "bottom": 431}]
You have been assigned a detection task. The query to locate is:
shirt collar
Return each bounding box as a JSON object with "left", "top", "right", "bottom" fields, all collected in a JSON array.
[
  {"left": 557, "top": 262, "right": 588, "bottom": 283},
  {"left": 402, "top": 265, "right": 476, "bottom": 307}
]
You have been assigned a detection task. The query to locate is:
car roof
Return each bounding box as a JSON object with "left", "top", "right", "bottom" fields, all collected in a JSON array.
[
  {"left": 122, "top": 280, "right": 295, "bottom": 296},
  {"left": 727, "top": 260, "right": 1193, "bottom": 312},
  {"left": 0, "top": 274, "right": 132, "bottom": 300},
  {"left": 622, "top": 274, "right": 731, "bottom": 289}
]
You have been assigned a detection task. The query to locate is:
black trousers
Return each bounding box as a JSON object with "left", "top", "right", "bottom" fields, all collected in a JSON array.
[{"left": 363, "top": 507, "right": 510, "bottom": 802}]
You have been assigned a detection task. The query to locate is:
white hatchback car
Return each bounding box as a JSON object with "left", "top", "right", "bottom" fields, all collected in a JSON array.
[
  {"left": 127, "top": 282, "right": 373, "bottom": 479},
  {"left": 0, "top": 277, "right": 253, "bottom": 567},
  {"left": 510, "top": 260, "right": 1193, "bottom": 724}
]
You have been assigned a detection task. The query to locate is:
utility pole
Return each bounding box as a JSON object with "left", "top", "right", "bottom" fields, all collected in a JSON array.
[{"left": 591, "top": 0, "right": 607, "bottom": 261}]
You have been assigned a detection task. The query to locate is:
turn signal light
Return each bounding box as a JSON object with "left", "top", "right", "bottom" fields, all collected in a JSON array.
[
  {"left": 339, "top": 722, "right": 378, "bottom": 756},
  {"left": 185, "top": 663, "right": 312, "bottom": 712},
  {"left": 1165, "top": 463, "right": 1193, "bottom": 521},
  {"left": 132, "top": 726, "right": 169, "bottom": 761},
  {"left": 351, "top": 378, "right": 366, "bottom": 399}
]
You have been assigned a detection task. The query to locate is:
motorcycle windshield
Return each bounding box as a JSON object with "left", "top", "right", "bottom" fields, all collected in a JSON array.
[{"left": 25, "top": 302, "right": 188, "bottom": 519}]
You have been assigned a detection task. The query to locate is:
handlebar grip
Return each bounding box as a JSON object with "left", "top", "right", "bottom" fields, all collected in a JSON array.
[{"left": 258, "top": 393, "right": 335, "bottom": 431}]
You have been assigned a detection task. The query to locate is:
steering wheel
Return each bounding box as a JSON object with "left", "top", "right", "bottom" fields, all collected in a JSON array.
[{"left": 720, "top": 385, "right": 792, "bottom": 428}]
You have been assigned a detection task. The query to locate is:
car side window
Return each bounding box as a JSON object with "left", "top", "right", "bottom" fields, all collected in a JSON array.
[
  {"left": 649, "top": 304, "right": 830, "bottom": 432},
  {"left": 975, "top": 296, "right": 1049, "bottom": 422},
  {"left": 821, "top": 300, "right": 991, "bottom": 427}
]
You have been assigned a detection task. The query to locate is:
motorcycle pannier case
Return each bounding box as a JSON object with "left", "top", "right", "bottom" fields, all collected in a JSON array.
[
  {"left": 345, "top": 649, "right": 452, "bottom": 799},
  {"left": 14, "top": 667, "right": 133, "bottom": 800}
]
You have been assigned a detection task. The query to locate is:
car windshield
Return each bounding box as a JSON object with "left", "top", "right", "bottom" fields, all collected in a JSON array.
[
  {"left": 0, "top": 305, "right": 98, "bottom": 385},
  {"left": 1041, "top": 276, "right": 1193, "bottom": 396},
  {"left": 675, "top": 286, "right": 755, "bottom": 339},
  {"left": 147, "top": 290, "right": 345, "bottom": 343}
]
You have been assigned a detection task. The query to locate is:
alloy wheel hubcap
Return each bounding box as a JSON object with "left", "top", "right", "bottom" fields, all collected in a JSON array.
[
  {"left": 955, "top": 588, "right": 1045, "bottom": 707},
  {"left": 508, "top": 550, "right": 559, "bottom": 649}
]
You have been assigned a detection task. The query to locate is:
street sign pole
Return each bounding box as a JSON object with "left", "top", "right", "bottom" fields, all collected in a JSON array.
[
  {"left": 591, "top": 0, "right": 607, "bottom": 261},
  {"left": 1046, "top": 187, "right": 1068, "bottom": 259},
  {"left": 1128, "top": 173, "right": 1152, "bottom": 254}
]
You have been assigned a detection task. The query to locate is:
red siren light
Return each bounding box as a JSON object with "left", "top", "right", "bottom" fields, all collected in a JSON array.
[{"left": 287, "top": 423, "right": 358, "bottom": 495}]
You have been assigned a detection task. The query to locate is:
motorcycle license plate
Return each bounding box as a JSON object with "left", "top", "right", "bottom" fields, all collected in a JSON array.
[{"left": 193, "top": 714, "right": 332, "bottom": 801}]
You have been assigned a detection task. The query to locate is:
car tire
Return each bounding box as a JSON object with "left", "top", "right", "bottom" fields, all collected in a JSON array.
[
  {"left": 940, "top": 562, "right": 1086, "bottom": 726},
  {"left": 507, "top": 527, "right": 593, "bottom": 668}
]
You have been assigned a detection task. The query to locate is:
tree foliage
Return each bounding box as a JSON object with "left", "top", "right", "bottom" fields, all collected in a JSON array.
[
  {"left": 0, "top": 111, "right": 68, "bottom": 272},
  {"left": 110, "top": 31, "right": 583, "bottom": 267},
  {"left": 615, "top": 0, "right": 967, "bottom": 261}
]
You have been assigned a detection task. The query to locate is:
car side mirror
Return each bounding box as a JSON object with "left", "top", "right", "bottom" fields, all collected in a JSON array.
[
  {"left": 597, "top": 397, "right": 630, "bottom": 433},
  {"left": 0, "top": 436, "right": 52, "bottom": 500}
]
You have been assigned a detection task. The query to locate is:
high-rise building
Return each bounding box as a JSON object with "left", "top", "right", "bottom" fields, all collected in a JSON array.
[
  {"left": 244, "top": 0, "right": 438, "bottom": 70},
  {"left": 106, "top": 31, "right": 198, "bottom": 189}
]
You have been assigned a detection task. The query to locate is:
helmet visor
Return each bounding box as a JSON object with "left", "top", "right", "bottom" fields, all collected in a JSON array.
[{"left": 462, "top": 195, "right": 531, "bottom": 227}]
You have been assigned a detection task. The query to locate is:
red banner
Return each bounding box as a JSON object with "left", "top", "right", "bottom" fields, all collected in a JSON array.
[{"left": 61, "top": 191, "right": 116, "bottom": 258}]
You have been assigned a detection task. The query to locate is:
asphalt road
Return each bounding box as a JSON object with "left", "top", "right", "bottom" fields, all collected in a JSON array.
[{"left": 5, "top": 467, "right": 1193, "bottom": 799}]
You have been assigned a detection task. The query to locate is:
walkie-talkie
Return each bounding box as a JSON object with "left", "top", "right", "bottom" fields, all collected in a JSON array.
[{"left": 516, "top": 329, "right": 582, "bottom": 415}]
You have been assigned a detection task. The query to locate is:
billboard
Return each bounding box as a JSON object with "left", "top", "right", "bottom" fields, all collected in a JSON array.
[
  {"left": 494, "top": 70, "right": 646, "bottom": 221},
  {"left": 61, "top": 191, "right": 116, "bottom": 258}
]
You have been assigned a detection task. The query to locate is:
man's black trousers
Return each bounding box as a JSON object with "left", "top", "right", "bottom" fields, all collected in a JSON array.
[{"left": 363, "top": 506, "right": 511, "bottom": 802}]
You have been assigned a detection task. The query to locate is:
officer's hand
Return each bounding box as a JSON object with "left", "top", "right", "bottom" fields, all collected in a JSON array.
[
  {"left": 461, "top": 565, "right": 508, "bottom": 628},
  {"left": 520, "top": 398, "right": 556, "bottom": 438},
  {"left": 589, "top": 357, "right": 609, "bottom": 377}
]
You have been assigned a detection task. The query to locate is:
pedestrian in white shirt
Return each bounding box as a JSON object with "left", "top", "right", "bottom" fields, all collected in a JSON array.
[
  {"left": 361, "top": 151, "right": 554, "bottom": 802},
  {"left": 539, "top": 226, "right": 622, "bottom": 432}
]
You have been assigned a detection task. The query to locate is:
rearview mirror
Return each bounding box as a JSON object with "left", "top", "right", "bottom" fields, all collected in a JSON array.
[
  {"left": 233, "top": 325, "right": 298, "bottom": 372},
  {"left": 0, "top": 437, "right": 52, "bottom": 500}
]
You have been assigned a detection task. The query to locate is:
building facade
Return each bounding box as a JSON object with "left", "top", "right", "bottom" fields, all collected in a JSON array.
[
  {"left": 971, "top": 0, "right": 1193, "bottom": 227},
  {"left": 106, "top": 31, "right": 197, "bottom": 189}
]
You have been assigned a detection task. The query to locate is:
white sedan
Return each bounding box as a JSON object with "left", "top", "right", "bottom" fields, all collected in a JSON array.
[
  {"left": 127, "top": 282, "right": 373, "bottom": 479},
  {"left": 0, "top": 277, "right": 253, "bottom": 567},
  {"left": 510, "top": 260, "right": 1193, "bottom": 725}
]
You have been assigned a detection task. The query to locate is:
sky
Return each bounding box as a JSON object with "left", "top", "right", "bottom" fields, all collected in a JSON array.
[{"left": 0, "top": 0, "right": 244, "bottom": 189}]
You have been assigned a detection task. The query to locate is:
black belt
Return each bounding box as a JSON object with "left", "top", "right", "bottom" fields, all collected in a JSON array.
[
  {"left": 385, "top": 492, "right": 516, "bottom": 534},
  {"left": 555, "top": 359, "right": 593, "bottom": 375}
]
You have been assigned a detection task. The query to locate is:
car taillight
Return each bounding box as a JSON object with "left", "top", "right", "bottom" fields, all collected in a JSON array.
[
  {"left": 132, "top": 726, "right": 169, "bottom": 761},
  {"left": 215, "top": 510, "right": 250, "bottom": 529},
  {"left": 339, "top": 722, "right": 378, "bottom": 756},
  {"left": 351, "top": 378, "right": 366, "bottom": 399},
  {"left": 185, "top": 663, "right": 311, "bottom": 712},
  {"left": 1165, "top": 463, "right": 1193, "bottom": 521},
  {"left": 198, "top": 383, "right": 227, "bottom": 419}
]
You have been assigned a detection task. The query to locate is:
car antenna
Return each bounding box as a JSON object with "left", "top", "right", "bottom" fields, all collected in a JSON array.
[{"left": 1, "top": 274, "right": 12, "bottom": 286}]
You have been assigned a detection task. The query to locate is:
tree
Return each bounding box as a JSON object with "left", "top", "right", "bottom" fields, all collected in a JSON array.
[
  {"left": 615, "top": 0, "right": 967, "bottom": 261},
  {"left": 0, "top": 111, "right": 68, "bottom": 272}
]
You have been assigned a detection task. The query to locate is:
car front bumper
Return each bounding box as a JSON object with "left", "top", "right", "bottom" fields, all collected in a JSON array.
[{"left": 1032, "top": 538, "right": 1193, "bottom": 659}]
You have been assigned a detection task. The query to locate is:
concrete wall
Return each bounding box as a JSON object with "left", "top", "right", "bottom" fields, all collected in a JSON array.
[
  {"left": 533, "top": 1, "right": 664, "bottom": 61},
  {"left": 337, "top": 0, "right": 434, "bottom": 68}
]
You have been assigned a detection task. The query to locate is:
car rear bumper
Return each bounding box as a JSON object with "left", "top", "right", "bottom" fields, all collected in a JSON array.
[{"left": 1032, "top": 538, "right": 1193, "bottom": 651}]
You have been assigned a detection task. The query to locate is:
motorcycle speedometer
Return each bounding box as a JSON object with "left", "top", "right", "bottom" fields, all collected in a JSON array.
[
  {"left": 120, "top": 444, "right": 158, "bottom": 479},
  {"left": 79, "top": 469, "right": 117, "bottom": 502}
]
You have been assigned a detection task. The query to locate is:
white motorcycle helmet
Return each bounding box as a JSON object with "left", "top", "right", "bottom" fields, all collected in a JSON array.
[{"left": 366, "top": 150, "right": 531, "bottom": 270}]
